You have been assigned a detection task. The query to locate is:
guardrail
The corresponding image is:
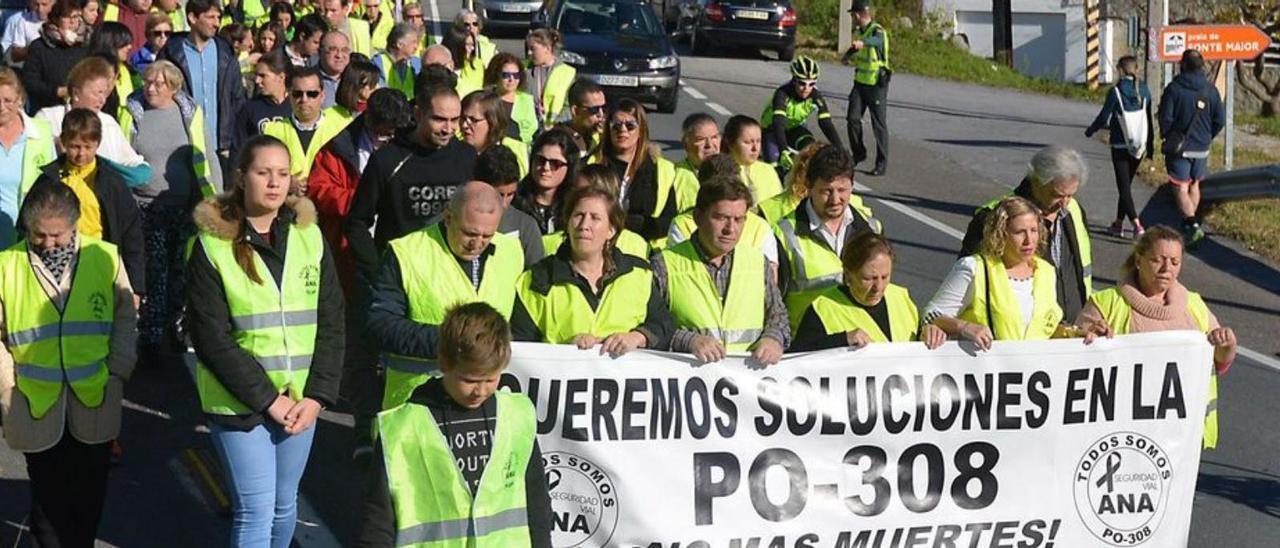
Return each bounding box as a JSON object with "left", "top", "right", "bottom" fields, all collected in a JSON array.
[{"left": 1200, "top": 164, "right": 1280, "bottom": 202}]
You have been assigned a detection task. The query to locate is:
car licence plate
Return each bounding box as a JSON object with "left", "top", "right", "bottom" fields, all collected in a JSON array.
[
  {"left": 498, "top": 3, "right": 534, "bottom": 13},
  {"left": 736, "top": 9, "right": 770, "bottom": 20},
  {"left": 596, "top": 74, "right": 639, "bottom": 87}
]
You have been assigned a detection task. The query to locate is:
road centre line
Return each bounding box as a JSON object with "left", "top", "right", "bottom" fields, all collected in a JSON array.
[
  {"left": 853, "top": 182, "right": 967, "bottom": 241},
  {"left": 705, "top": 102, "right": 732, "bottom": 116},
  {"left": 680, "top": 82, "right": 707, "bottom": 100}
]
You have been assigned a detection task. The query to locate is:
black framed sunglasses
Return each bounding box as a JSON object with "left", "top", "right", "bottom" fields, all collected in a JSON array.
[
  {"left": 609, "top": 120, "right": 638, "bottom": 132},
  {"left": 533, "top": 154, "right": 568, "bottom": 170},
  {"left": 501, "top": 71, "right": 521, "bottom": 80},
  {"left": 291, "top": 90, "right": 321, "bottom": 99},
  {"left": 581, "top": 104, "right": 606, "bottom": 116}
]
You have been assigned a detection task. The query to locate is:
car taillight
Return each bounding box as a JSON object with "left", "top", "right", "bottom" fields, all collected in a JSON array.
[
  {"left": 705, "top": 2, "right": 726, "bottom": 23},
  {"left": 780, "top": 7, "right": 796, "bottom": 27}
]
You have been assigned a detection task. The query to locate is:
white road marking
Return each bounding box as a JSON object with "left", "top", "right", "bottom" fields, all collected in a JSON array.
[
  {"left": 681, "top": 83, "right": 707, "bottom": 100},
  {"left": 428, "top": 0, "right": 443, "bottom": 43},
  {"left": 1237, "top": 346, "right": 1280, "bottom": 373},
  {"left": 705, "top": 102, "right": 732, "bottom": 116},
  {"left": 296, "top": 496, "right": 343, "bottom": 548},
  {"left": 854, "top": 182, "right": 967, "bottom": 241}
]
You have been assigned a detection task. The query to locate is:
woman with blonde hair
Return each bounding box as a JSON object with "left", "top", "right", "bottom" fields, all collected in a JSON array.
[
  {"left": 1078, "top": 225, "right": 1234, "bottom": 448},
  {"left": 925, "top": 196, "right": 1065, "bottom": 348}
]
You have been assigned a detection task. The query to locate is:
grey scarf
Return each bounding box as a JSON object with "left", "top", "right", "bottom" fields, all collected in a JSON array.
[{"left": 35, "top": 234, "right": 77, "bottom": 282}]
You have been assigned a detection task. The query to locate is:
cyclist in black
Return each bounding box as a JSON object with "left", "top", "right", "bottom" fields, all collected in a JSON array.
[{"left": 761, "top": 56, "right": 844, "bottom": 167}]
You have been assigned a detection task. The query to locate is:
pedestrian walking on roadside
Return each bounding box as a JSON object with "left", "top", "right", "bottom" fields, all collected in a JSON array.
[
  {"left": 1157, "top": 49, "right": 1224, "bottom": 246},
  {"left": 358, "top": 302, "right": 553, "bottom": 548},
  {"left": 0, "top": 182, "right": 137, "bottom": 548},
  {"left": 841, "top": 0, "right": 890, "bottom": 175},
  {"left": 1086, "top": 54, "right": 1153, "bottom": 239},
  {"left": 185, "top": 135, "right": 344, "bottom": 548}
]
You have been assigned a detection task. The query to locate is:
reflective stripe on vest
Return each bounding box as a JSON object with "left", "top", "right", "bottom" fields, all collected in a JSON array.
[
  {"left": 381, "top": 224, "right": 523, "bottom": 409},
  {"left": 958, "top": 255, "right": 1063, "bottom": 341},
  {"left": 17, "top": 116, "right": 56, "bottom": 203},
  {"left": 1089, "top": 287, "right": 1217, "bottom": 449},
  {"left": 378, "top": 391, "right": 534, "bottom": 548},
  {"left": 540, "top": 229, "right": 650, "bottom": 260},
  {"left": 378, "top": 53, "right": 417, "bottom": 99},
  {"left": 194, "top": 223, "right": 324, "bottom": 415},
  {"left": 740, "top": 162, "right": 783, "bottom": 205},
  {"left": 661, "top": 240, "right": 767, "bottom": 351},
  {"left": 540, "top": 64, "right": 577, "bottom": 125},
  {"left": 263, "top": 111, "right": 352, "bottom": 179},
  {"left": 0, "top": 238, "right": 117, "bottom": 418},
  {"left": 852, "top": 23, "right": 889, "bottom": 86},
  {"left": 515, "top": 264, "right": 652, "bottom": 344},
  {"left": 775, "top": 216, "right": 843, "bottom": 327},
  {"left": 811, "top": 284, "right": 919, "bottom": 343}
]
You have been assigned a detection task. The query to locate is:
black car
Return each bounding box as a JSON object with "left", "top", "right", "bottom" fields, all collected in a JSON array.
[
  {"left": 545, "top": 0, "right": 681, "bottom": 113},
  {"left": 687, "top": 0, "right": 797, "bottom": 61}
]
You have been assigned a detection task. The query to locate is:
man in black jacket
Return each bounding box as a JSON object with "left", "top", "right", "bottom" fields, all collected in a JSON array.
[
  {"left": 159, "top": 0, "right": 246, "bottom": 174},
  {"left": 358, "top": 302, "right": 552, "bottom": 548},
  {"left": 344, "top": 82, "right": 476, "bottom": 284}
]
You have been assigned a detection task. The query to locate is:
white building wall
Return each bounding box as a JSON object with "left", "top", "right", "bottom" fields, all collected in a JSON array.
[{"left": 924, "top": 0, "right": 1089, "bottom": 83}]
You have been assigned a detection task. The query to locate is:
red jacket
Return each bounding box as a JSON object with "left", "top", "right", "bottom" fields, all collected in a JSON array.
[{"left": 307, "top": 121, "right": 364, "bottom": 296}]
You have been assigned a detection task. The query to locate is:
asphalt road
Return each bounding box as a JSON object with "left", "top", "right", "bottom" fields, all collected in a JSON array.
[{"left": 2, "top": 1, "right": 1278, "bottom": 545}]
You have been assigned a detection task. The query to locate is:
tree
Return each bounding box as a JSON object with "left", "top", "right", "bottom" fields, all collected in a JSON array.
[{"left": 1236, "top": 1, "right": 1280, "bottom": 115}]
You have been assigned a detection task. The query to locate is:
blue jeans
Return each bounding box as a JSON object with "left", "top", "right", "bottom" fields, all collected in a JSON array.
[{"left": 209, "top": 420, "right": 317, "bottom": 548}]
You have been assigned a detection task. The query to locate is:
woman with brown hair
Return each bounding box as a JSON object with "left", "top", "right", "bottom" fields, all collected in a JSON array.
[
  {"left": 512, "top": 126, "right": 579, "bottom": 234},
  {"left": 511, "top": 183, "right": 673, "bottom": 356},
  {"left": 460, "top": 89, "right": 529, "bottom": 178},
  {"left": 484, "top": 51, "right": 536, "bottom": 144},
  {"left": 185, "top": 135, "right": 344, "bottom": 547},
  {"left": 600, "top": 97, "right": 678, "bottom": 243},
  {"left": 21, "top": 0, "right": 87, "bottom": 111},
  {"left": 792, "top": 232, "right": 946, "bottom": 351},
  {"left": 925, "top": 196, "right": 1066, "bottom": 348},
  {"left": 525, "top": 27, "right": 575, "bottom": 126}
]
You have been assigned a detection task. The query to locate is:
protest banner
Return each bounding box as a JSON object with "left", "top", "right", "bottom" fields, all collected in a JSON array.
[{"left": 501, "top": 331, "right": 1213, "bottom": 548}]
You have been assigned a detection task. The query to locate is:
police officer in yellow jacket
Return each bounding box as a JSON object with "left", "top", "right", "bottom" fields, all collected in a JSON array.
[
  {"left": 0, "top": 182, "right": 137, "bottom": 547},
  {"left": 842, "top": 0, "right": 890, "bottom": 175},
  {"left": 358, "top": 302, "right": 553, "bottom": 548},
  {"left": 959, "top": 145, "right": 1093, "bottom": 321},
  {"left": 367, "top": 182, "right": 525, "bottom": 409},
  {"left": 652, "top": 176, "right": 788, "bottom": 365}
]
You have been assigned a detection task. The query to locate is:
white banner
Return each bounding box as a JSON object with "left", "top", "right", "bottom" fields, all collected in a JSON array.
[{"left": 502, "top": 331, "right": 1213, "bottom": 548}]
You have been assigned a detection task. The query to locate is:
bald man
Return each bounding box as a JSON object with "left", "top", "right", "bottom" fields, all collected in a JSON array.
[
  {"left": 367, "top": 181, "right": 528, "bottom": 409},
  {"left": 421, "top": 43, "right": 454, "bottom": 70}
]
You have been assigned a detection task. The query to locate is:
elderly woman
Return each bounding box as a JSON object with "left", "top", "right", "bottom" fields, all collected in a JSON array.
[
  {"left": 793, "top": 232, "right": 946, "bottom": 351},
  {"left": 0, "top": 181, "right": 137, "bottom": 547},
  {"left": 124, "top": 60, "right": 219, "bottom": 358},
  {"left": 22, "top": 0, "right": 87, "bottom": 111},
  {"left": 36, "top": 56, "right": 151, "bottom": 186},
  {"left": 511, "top": 184, "right": 673, "bottom": 355},
  {"left": 961, "top": 145, "right": 1093, "bottom": 321},
  {"left": 602, "top": 98, "right": 678, "bottom": 243},
  {"left": 485, "top": 52, "right": 536, "bottom": 144},
  {"left": 186, "top": 135, "right": 344, "bottom": 548},
  {"left": 0, "top": 69, "right": 58, "bottom": 248},
  {"left": 453, "top": 9, "right": 496, "bottom": 67},
  {"left": 1078, "top": 226, "right": 1235, "bottom": 448},
  {"left": 461, "top": 90, "right": 529, "bottom": 178},
  {"left": 926, "top": 196, "right": 1065, "bottom": 349}
]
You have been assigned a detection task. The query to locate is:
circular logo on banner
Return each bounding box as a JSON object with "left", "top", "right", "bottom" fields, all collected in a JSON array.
[
  {"left": 1073, "top": 432, "right": 1173, "bottom": 546},
  {"left": 543, "top": 451, "right": 619, "bottom": 548}
]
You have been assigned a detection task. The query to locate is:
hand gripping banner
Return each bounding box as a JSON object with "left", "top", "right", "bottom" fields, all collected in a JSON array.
[{"left": 501, "top": 331, "right": 1213, "bottom": 548}]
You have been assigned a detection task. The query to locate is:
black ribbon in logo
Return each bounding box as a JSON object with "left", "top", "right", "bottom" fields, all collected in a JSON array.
[{"left": 1095, "top": 452, "right": 1123, "bottom": 493}]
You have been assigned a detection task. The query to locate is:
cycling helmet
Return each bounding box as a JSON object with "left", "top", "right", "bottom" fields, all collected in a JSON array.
[{"left": 790, "top": 56, "right": 821, "bottom": 81}]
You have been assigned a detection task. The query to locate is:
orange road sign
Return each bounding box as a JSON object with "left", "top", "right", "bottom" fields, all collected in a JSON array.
[{"left": 1159, "top": 25, "right": 1274, "bottom": 62}]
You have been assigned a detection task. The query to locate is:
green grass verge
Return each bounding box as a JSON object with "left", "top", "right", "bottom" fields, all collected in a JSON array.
[{"left": 1236, "top": 112, "right": 1280, "bottom": 139}]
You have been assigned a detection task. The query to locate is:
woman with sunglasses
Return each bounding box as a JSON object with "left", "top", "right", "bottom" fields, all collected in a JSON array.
[
  {"left": 601, "top": 98, "right": 678, "bottom": 245},
  {"left": 511, "top": 183, "right": 673, "bottom": 355},
  {"left": 485, "top": 51, "right": 537, "bottom": 144},
  {"left": 525, "top": 28, "right": 575, "bottom": 127},
  {"left": 443, "top": 26, "right": 484, "bottom": 99},
  {"left": 760, "top": 56, "right": 844, "bottom": 166},
  {"left": 460, "top": 89, "right": 529, "bottom": 179},
  {"left": 453, "top": 9, "right": 496, "bottom": 69},
  {"left": 513, "top": 126, "right": 580, "bottom": 235},
  {"left": 130, "top": 13, "right": 172, "bottom": 74}
]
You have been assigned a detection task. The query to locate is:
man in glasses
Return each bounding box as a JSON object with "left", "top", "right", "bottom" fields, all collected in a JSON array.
[
  {"left": 564, "top": 78, "right": 607, "bottom": 161},
  {"left": 402, "top": 3, "right": 433, "bottom": 56},
  {"left": 760, "top": 55, "right": 842, "bottom": 169},
  {"left": 317, "top": 30, "right": 351, "bottom": 109},
  {"left": 262, "top": 66, "right": 348, "bottom": 180}
]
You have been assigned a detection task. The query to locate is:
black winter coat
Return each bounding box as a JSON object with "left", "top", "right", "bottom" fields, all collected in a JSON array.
[{"left": 21, "top": 37, "right": 87, "bottom": 111}]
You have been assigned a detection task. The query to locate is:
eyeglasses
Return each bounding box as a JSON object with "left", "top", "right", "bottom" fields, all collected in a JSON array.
[
  {"left": 324, "top": 46, "right": 352, "bottom": 55},
  {"left": 291, "top": 89, "right": 322, "bottom": 99},
  {"left": 462, "top": 21, "right": 480, "bottom": 28},
  {"left": 609, "top": 120, "right": 637, "bottom": 132},
  {"left": 582, "top": 104, "right": 605, "bottom": 116},
  {"left": 533, "top": 154, "right": 568, "bottom": 170},
  {"left": 463, "top": 115, "right": 487, "bottom": 126},
  {"left": 501, "top": 71, "right": 521, "bottom": 80}
]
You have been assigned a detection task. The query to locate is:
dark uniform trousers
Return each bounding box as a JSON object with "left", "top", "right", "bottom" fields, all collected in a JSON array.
[{"left": 847, "top": 83, "right": 889, "bottom": 170}]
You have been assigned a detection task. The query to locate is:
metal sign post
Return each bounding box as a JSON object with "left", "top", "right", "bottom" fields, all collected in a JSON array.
[{"left": 1225, "top": 61, "right": 1235, "bottom": 170}]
